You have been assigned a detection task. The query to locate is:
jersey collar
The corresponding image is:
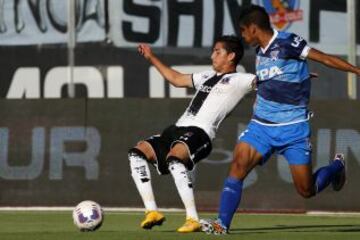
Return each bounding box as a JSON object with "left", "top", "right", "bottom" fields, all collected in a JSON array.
[
  {"left": 260, "top": 29, "right": 278, "bottom": 54},
  {"left": 215, "top": 71, "right": 236, "bottom": 76}
]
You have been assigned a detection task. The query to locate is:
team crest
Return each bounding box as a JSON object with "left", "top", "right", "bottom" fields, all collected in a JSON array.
[
  {"left": 255, "top": 0, "right": 303, "bottom": 31},
  {"left": 270, "top": 50, "right": 279, "bottom": 61},
  {"left": 220, "top": 77, "right": 230, "bottom": 84}
]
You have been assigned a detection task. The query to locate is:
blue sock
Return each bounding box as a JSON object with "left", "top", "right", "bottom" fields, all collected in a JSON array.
[
  {"left": 218, "top": 177, "right": 243, "bottom": 229},
  {"left": 314, "top": 160, "right": 344, "bottom": 193}
]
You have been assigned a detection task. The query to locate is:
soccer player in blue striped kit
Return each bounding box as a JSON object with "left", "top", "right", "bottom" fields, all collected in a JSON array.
[{"left": 201, "top": 5, "right": 360, "bottom": 234}]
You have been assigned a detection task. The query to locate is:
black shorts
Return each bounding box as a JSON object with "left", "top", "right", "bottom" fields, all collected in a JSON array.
[{"left": 145, "top": 125, "right": 212, "bottom": 175}]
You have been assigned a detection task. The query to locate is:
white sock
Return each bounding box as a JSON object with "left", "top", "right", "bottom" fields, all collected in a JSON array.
[
  {"left": 168, "top": 161, "right": 199, "bottom": 221},
  {"left": 129, "top": 152, "right": 157, "bottom": 211}
]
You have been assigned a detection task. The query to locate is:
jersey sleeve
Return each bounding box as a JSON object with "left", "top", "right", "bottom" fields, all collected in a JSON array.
[
  {"left": 234, "top": 73, "right": 256, "bottom": 94},
  {"left": 192, "top": 70, "right": 214, "bottom": 90},
  {"left": 284, "top": 33, "right": 311, "bottom": 60}
]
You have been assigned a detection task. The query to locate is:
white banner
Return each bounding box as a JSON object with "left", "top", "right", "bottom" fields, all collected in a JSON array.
[
  {"left": 0, "top": 0, "right": 359, "bottom": 55},
  {"left": 109, "top": 0, "right": 360, "bottom": 54},
  {"left": 0, "top": 0, "right": 105, "bottom": 45}
]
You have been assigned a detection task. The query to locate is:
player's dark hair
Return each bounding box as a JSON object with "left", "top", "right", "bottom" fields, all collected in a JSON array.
[
  {"left": 214, "top": 35, "right": 244, "bottom": 66},
  {"left": 238, "top": 5, "right": 272, "bottom": 31}
]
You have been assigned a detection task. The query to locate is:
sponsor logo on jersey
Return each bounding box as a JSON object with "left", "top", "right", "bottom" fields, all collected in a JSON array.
[
  {"left": 257, "top": 66, "right": 283, "bottom": 80},
  {"left": 255, "top": 0, "right": 303, "bottom": 31},
  {"left": 199, "top": 85, "right": 213, "bottom": 93}
]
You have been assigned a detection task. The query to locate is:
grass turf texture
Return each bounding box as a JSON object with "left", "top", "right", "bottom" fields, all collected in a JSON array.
[{"left": 0, "top": 211, "right": 359, "bottom": 240}]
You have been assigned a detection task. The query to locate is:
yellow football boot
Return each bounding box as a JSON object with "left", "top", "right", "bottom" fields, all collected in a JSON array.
[
  {"left": 177, "top": 217, "right": 201, "bottom": 233},
  {"left": 140, "top": 211, "right": 165, "bottom": 229}
]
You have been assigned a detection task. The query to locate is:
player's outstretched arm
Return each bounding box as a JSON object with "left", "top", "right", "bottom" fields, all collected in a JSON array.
[
  {"left": 138, "top": 44, "right": 193, "bottom": 88},
  {"left": 307, "top": 48, "right": 360, "bottom": 76}
]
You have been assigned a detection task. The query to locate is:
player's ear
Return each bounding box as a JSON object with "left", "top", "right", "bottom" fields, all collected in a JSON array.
[
  {"left": 227, "top": 52, "right": 236, "bottom": 64},
  {"left": 249, "top": 23, "right": 257, "bottom": 34}
]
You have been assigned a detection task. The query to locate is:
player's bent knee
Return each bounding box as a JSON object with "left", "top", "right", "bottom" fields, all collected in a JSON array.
[
  {"left": 134, "top": 141, "right": 149, "bottom": 151},
  {"left": 229, "top": 159, "right": 249, "bottom": 179},
  {"left": 168, "top": 142, "right": 190, "bottom": 160},
  {"left": 130, "top": 141, "right": 156, "bottom": 162}
]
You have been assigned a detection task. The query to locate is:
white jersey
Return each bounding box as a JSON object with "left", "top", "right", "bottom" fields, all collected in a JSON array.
[{"left": 175, "top": 70, "right": 255, "bottom": 139}]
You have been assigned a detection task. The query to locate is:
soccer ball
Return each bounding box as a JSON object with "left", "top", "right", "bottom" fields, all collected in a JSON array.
[{"left": 72, "top": 200, "right": 104, "bottom": 232}]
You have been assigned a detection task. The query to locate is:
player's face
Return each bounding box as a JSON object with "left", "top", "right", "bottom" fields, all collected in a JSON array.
[
  {"left": 239, "top": 24, "right": 258, "bottom": 47},
  {"left": 211, "top": 42, "right": 231, "bottom": 72}
]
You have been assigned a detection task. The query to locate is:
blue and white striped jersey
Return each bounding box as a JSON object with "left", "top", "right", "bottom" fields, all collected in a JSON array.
[{"left": 253, "top": 30, "right": 311, "bottom": 124}]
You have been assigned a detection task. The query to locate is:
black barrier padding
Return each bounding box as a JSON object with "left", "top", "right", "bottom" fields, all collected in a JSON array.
[{"left": 0, "top": 99, "right": 359, "bottom": 211}]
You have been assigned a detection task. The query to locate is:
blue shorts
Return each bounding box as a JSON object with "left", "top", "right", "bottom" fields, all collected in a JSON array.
[{"left": 239, "top": 120, "right": 312, "bottom": 165}]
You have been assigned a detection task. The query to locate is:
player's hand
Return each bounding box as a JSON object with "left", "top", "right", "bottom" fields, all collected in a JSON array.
[
  {"left": 251, "top": 77, "right": 258, "bottom": 91},
  {"left": 356, "top": 68, "right": 360, "bottom": 76},
  {"left": 138, "top": 44, "right": 153, "bottom": 60}
]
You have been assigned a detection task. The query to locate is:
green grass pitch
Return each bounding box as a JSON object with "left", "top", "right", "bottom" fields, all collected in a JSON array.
[{"left": 0, "top": 211, "right": 359, "bottom": 240}]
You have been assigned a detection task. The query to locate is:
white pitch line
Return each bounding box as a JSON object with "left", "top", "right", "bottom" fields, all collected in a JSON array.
[
  {"left": 0, "top": 207, "right": 359, "bottom": 217},
  {"left": 0, "top": 207, "right": 184, "bottom": 212},
  {"left": 306, "top": 211, "right": 360, "bottom": 217}
]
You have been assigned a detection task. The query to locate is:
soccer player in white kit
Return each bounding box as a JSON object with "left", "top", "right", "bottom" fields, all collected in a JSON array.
[{"left": 128, "top": 35, "right": 255, "bottom": 233}]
